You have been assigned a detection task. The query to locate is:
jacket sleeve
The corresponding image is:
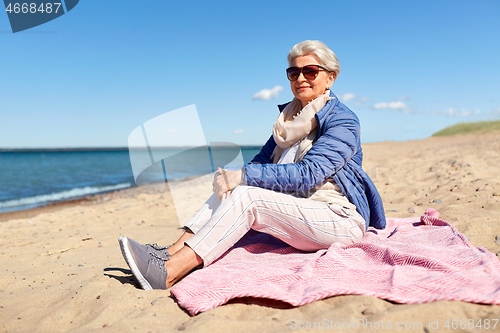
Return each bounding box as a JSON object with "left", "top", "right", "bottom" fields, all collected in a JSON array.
[{"left": 244, "top": 114, "right": 360, "bottom": 192}]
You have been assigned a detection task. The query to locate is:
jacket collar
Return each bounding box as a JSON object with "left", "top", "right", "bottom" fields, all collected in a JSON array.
[
  {"left": 277, "top": 102, "right": 289, "bottom": 113},
  {"left": 315, "top": 90, "right": 339, "bottom": 123},
  {"left": 278, "top": 90, "right": 339, "bottom": 114}
]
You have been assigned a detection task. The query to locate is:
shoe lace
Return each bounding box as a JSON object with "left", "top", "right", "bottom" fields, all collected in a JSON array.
[
  {"left": 150, "top": 252, "right": 168, "bottom": 271},
  {"left": 146, "top": 243, "right": 171, "bottom": 251}
]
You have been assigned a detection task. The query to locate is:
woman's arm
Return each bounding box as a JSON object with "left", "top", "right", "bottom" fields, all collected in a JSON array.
[
  {"left": 244, "top": 115, "right": 360, "bottom": 193},
  {"left": 212, "top": 134, "right": 277, "bottom": 201}
]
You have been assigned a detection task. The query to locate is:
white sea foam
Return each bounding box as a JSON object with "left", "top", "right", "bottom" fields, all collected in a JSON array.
[{"left": 0, "top": 183, "right": 132, "bottom": 210}]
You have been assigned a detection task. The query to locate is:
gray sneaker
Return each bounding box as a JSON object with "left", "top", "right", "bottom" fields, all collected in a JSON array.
[
  {"left": 145, "top": 242, "right": 171, "bottom": 260},
  {"left": 118, "top": 237, "right": 171, "bottom": 260},
  {"left": 119, "top": 236, "right": 169, "bottom": 290}
]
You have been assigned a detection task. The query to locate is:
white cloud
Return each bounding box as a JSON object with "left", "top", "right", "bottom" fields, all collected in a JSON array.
[
  {"left": 252, "top": 85, "right": 283, "bottom": 101},
  {"left": 374, "top": 101, "right": 408, "bottom": 110},
  {"left": 489, "top": 109, "right": 500, "bottom": 116},
  {"left": 338, "top": 93, "right": 356, "bottom": 101},
  {"left": 234, "top": 129, "right": 244, "bottom": 134},
  {"left": 337, "top": 93, "right": 370, "bottom": 107},
  {"left": 444, "top": 108, "right": 480, "bottom": 117}
]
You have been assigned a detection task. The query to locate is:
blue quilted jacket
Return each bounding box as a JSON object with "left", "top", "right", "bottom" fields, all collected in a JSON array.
[{"left": 244, "top": 91, "right": 386, "bottom": 230}]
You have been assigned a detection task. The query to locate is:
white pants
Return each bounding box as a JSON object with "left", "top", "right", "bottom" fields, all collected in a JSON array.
[{"left": 184, "top": 185, "right": 366, "bottom": 265}]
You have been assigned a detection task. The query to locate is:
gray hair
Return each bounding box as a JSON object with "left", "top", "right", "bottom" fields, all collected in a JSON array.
[{"left": 287, "top": 40, "right": 340, "bottom": 79}]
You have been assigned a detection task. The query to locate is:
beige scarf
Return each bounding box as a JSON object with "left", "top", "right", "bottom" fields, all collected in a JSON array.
[{"left": 271, "top": 90, "right": 332, "bottom": 163}]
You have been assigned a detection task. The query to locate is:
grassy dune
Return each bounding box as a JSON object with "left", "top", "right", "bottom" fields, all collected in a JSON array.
[{"left": 432, "top": 120, "right": 500, "bottom": 136}]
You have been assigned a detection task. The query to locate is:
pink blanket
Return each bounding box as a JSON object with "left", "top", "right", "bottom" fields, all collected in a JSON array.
[{"left": 171, "top": 209, "right": 500, "bottom": 315}]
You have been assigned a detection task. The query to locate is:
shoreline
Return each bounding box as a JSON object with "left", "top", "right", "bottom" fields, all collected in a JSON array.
[
  {"left": 0, "top": 183, "right": 169, "bottom": 223},
  {"left": 0, "top": 146, "right": 263, "bottom": 219},
  {"left": 0, "top": 174, "right": 214, "bottom": 222}
]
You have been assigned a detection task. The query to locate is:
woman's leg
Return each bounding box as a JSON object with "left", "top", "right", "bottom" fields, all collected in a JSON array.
[
  {"left": 184, "top": 185, "right": 365, "bottom": 265},
  {"left": 168, "top": 193, "right": 222, "bottom": 255},
  {"left": 167, "top": 230, "right": 194, "bottom": 254},
  {"left": 165, "top": 246, "right": 203, "bottom": 287},
  {"left": 125, "top": 185, "right": 364, "bottom": 288},
  {"left": 121, "top": 194, "right": 226, "bottom": 289}
]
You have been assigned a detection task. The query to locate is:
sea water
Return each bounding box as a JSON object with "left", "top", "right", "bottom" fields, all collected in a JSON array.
[{"left": 0, "top": 147, "right": 261, "bottom": 213}]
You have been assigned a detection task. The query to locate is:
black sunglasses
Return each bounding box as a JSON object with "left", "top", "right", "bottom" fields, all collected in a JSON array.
[{"left": 286, "top": 65, "right": 329, "bottom": 81}]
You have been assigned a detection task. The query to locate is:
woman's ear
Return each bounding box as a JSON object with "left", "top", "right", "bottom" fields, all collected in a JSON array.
[
  {"left": 326, "top": 72, "right": 336, "bottom": 90},
  {"left": 329, "top": 72, "right": 336, "bottom": 84}
]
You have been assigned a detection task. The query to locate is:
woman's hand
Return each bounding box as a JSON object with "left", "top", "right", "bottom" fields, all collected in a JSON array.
[
  {"left": 212, "top": 167, "right": 243, "bottom": 202},
  {"left": 220, "top": 191, "right": 231, "bottom": 202}
]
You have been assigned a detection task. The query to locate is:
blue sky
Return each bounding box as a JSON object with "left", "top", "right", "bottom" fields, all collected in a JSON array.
[{"left": 1, "top": 0, "right": 499, "bottom": 148}]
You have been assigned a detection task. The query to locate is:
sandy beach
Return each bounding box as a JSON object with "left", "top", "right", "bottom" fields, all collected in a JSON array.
[{"left": 1, "top": 133, "right": 500, "bottom": 333}]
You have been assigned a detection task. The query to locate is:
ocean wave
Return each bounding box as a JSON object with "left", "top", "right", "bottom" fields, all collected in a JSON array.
[{"left": 0, "top": 183, "right": 132, "bottom": 209}]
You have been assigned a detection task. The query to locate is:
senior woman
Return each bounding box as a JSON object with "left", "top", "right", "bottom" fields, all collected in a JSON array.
[{"left": 119, "top": 40, "right": 386, "bottom": 290}]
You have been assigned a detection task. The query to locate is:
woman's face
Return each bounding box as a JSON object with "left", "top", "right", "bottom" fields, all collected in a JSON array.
[{"left": 290, "top": 54, "right": 335, "bottom": 108}]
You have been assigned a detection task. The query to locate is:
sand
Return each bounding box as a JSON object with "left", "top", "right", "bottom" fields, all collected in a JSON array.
[{"left": 1, "top": 134, "right": 500, "bottom": 333}]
